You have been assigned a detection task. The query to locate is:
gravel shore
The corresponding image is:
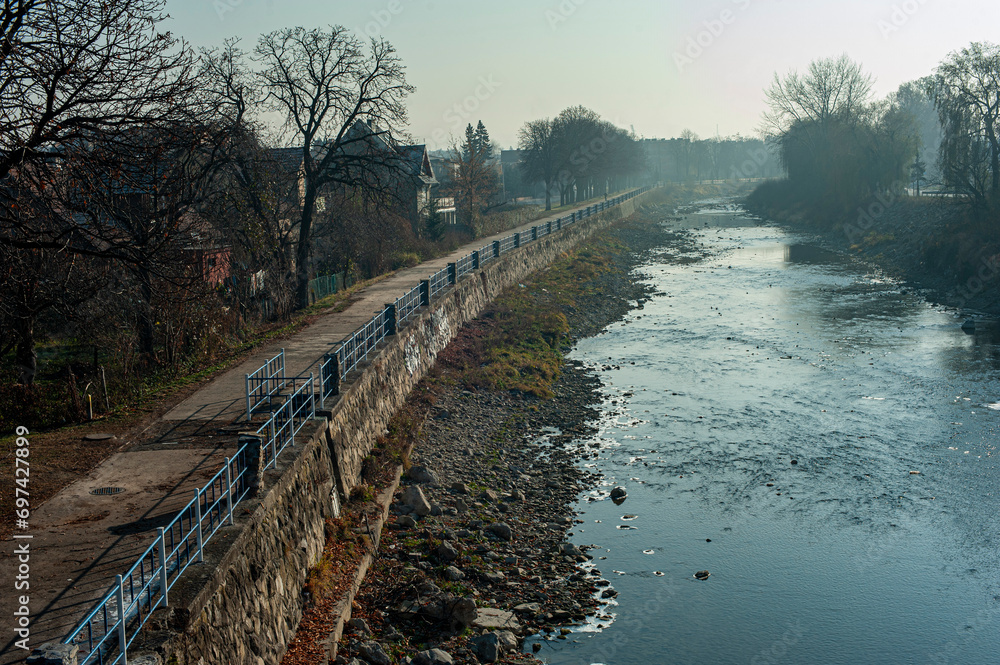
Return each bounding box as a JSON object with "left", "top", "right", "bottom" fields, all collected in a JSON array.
[{"left": 330, "top": 207, "right": 690, "bottom": 665}]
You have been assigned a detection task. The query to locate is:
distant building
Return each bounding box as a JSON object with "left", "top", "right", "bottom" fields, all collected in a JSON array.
[{"left": 270, "top": 122, "right": 439, "bottom": 235}]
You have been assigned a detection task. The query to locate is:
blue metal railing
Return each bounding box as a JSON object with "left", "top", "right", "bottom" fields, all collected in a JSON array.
[
  {"left": 336, "top": 309, "right": 392, "bottom": 379},
  {"left": 428, "top": 267, "right": 450, "bottom": 300},
  {"left": 257, "top": 376, "right": 316, "bottom": 470},
  {"left": 245, "top": 349, "right": 285, "bottom": 422},
  {"left": 63, "top": 186, "right": 652, "bottom": 664},
  {"left": 319, "top": 353, "right": 338, "bottom": 406},
  {"left": 455, "top": 254, "right": 475, "bottom": 281},
  {"left": 396, "top": 285, "right": 422, "bottom": 325},
  {"left": 499, "top": 234, "right": 517, "bottom": 253},
  {"left": 65, "top": 443, "right": 255, "bottom": 664}
]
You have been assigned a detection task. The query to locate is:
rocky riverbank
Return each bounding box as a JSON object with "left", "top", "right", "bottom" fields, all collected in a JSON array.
[{"left": 312, "top": 203, "right": 694, "bottom": 665}]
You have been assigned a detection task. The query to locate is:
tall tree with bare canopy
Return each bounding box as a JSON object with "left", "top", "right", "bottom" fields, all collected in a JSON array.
[
  {"left": 254, "top": 26, "right": 414, "bottom": 309},
  {"left": 0, "top": 0, "right": 200, "bottom": 382},
  {"left": 930, "top": 41, "right": 1000, "bottom": 211}
]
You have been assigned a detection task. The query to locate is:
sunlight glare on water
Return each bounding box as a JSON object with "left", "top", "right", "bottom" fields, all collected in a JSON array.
[{"left": 530, "top": 208, "right": 1000, "bottom": 665}]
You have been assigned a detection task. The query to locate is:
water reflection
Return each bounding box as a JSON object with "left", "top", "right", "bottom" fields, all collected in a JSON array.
[{"left": 541, "top": 211, "right": 1000, "bottom": 665}]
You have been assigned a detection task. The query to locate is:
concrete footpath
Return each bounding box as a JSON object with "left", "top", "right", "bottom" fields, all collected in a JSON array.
[{"left": 0, "top": 192, "right": 644, "bottom": 663}]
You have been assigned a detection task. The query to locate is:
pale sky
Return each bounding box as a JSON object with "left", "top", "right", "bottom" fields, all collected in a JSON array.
[{"left": 164, "top": 0, "right": 1000, "bottom": 149}]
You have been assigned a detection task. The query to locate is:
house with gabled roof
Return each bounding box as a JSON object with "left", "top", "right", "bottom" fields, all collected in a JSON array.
[
  {"left": 267, "top": 121, "right": 439, "bottom": 238},
  {"left": 396, "top": 142, "right": 438, "bottom": 227}
]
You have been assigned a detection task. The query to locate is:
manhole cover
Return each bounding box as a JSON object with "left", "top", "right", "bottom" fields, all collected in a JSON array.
[
  {"left": 90, "top": 487, "right": 125, "bottom": 496},
  {"left": 84, "top": 433, "right": 116, "bottom": 441}
]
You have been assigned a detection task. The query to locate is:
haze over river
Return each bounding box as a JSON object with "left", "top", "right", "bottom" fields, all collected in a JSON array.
[{"left": 534, "top": 204, "right": 1000, "bottom": 665}]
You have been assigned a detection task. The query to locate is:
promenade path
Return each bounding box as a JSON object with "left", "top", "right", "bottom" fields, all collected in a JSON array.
[{"left": 0, "top": 192, "right": 639, "bottom": 662}]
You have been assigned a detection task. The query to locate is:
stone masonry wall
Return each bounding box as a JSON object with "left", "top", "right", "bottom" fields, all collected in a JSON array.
[
  {"left": 147, "top": 420, "right": 337, "bottom": 665},
  {"left": 325, "top": 195, "right": 643, "bottom": 497},
  {"left": 148, "top": 192, "right": 648, "bottom": 665}
]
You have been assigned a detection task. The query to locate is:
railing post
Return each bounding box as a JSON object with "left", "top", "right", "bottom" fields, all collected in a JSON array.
[
  {"left": 115, "top": 575, "right": 128, "bottom": 664},
  {"left": 157, "top": 527, "right": 169, "bottom": 605},
  {"left": 531, "top": 226, "right": 538, "bottom": 241},
  {"left": 384, "top": 302, "right": 398, "bottom": 336},
  {"left": 245, "top": 373, "right": 252, "bottom": 422},
  {"left": 547, "top": 220, "right": 553, "bottom": 234},
  {"left": 333, "top": 353, "right": 341, "bottom": 395},
  {"left": 321, "top": 353, "right": 339, "bottom": 403},
  {"left": 472, "top": 250, "right": 480, "bottom": 270},
  {"left": 556, "top": 218, "right": 562, "bottom": 230},
  {"left": 224, "top": 459, "right": 234, "bottom": 527},
  {"left": 308, "top": 373, "right": 316, "bottom": 419},
  {"left": 419, "top": 280, "right": 430, "bottom": 306},
  {"left": 514, "top": 232, "right": 521, "bottom": 248},
  {"left": 493, "top": 240, "right": 501, "bottom": 257},
  {"left": 447, "top": 263, "right": 457, "bottom": 285},
  {"left": 289, "top": 392, "right": 296, "bottom": 449},
  {"left": 194, "top": 489, "right": 204, "bottom": 563},
  {"left": 240, "top": 433, "right": 265, "bottom": 496},
  {"left": 269, "top": 418, "right": 277, "bottom": 469}
]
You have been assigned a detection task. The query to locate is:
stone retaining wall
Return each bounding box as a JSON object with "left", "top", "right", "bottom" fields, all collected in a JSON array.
[{"left": 137, "top": 192, "right": 650, "bottom": 665}]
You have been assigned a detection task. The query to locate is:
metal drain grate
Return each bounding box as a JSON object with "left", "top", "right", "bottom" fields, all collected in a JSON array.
[{"left": 90, "top": 487, "right": 125, "bottom": 496}]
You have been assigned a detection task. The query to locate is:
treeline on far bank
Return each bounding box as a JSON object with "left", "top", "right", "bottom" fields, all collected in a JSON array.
[{"left": 744, "top": 48, "right": 1000, "bottom": 311}]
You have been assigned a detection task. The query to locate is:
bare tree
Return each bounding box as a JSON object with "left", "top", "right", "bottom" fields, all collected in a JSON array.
[
  {"left": 197, "top": 40, "right": 299, "bottom": 319},
  {"left": 254, "top": 25, "right": 414, "bottom": 309},
  {"left": 762, "top": 54, "right": 874, "bottom": 136},
  {"left": 673, "top": 129, "right": 700, "bottom": 182},
  {"left": 930, "top": 42, "right": 1000, "bottom": 208},
  {"left": 0, "top": 0, "right": 203, "bottom": 378},
  {"left": 518, "top": 119, "right": 560, "bottom": 210},
  {"left": 0, "top": 0, "right": 198, "bottom": 183}
]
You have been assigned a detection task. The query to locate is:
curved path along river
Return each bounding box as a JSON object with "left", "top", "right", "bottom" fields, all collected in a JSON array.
[{"left": 533, "top": 203, "right": 1000, "bottom": 665}]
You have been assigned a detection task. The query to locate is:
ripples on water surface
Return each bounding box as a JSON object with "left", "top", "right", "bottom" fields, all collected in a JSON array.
[{"left": 531, "top": 208, "right": 1000, "bottom": 665}]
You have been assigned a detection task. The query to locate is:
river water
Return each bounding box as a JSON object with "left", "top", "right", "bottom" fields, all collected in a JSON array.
[{"left": 532, "top": 204, "right": 1000, "bottom": 665}]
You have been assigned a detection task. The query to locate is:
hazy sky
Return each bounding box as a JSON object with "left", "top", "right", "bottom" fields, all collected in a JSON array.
[{"left": 164, "top": 0, "right": 999, "bottom": 149}]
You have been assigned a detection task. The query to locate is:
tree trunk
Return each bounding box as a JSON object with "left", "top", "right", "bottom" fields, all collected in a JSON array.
[
  {"left": 988, "top": 119, "right": 1000, "bottom": 201},
  {"left": 14, "top": 317, "right": 37, "bottom": 386},
  {"left": 295, "top": 188, "right": 317, "bottom": 310},
  {"left": 137, "top": 266, "right": 155, "bottom": 362},
  {"left": 544, "top": 184, "right": 552, "bottom": 211}
]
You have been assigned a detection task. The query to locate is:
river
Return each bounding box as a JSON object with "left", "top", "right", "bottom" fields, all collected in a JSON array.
[{"left": 529, "top": 203, "right": 1000, "bottom": 665}]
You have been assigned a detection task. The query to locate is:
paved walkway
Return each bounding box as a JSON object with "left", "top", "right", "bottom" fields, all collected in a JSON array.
[{"left": 0, "top": 193, "right": 640, "bottom": 662}]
